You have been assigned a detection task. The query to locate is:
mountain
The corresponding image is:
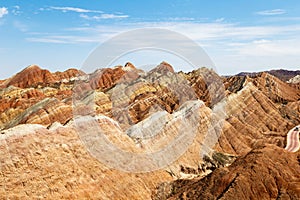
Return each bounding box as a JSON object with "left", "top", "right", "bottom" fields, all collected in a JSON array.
[
  {"left": 225, "top": 72, "right": 300, "bottom": 103},
  {"left": 0, "top": 63, "right": 299, "bottom": 199},
  {"left": 153, "top": 144, "right": 300, "bottom": 199},
  {"left": 0, "top": 65, "right": 84, "bottom": 89},
  {"left": 236, "top": 69, "right": 300, "bottom": 82}
]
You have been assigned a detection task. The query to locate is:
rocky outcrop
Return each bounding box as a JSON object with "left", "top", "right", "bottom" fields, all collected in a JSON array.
[
  {"left": 223, "top": 76, "right": 246, "bottom": 93},
  {"left": 217, "top": 82, "right": 293, "bottom": 155},
  {"left": 20, "top": 98, "right": 72, "bottom": 127},
  {"left": 152, "top": 145, "right": 300, "bottom": 200},
  {"left": 53, "top": 68, "right": 84, "bottom": 82},
  {"left": 288, "top": 75, "right": 300, "bottom": 84},
  {"left": 89, "top": 66, "right": 126, "bottom": 91},
  {"left": 224, "top": 72, "right": 300, "bottom": 104},
  {"left": 184, "top": 68, "right": 225, "bottom": 107},
  {"left": 150, "top": 61, "right": 175, "bottom": 74},
  {"left": 0, "top": 87, "right": 46, "bottom": 130},
  {"left": 252, "top": 72, "right": 300, "bottom": 103},
  {"left": 109, "top": 67, "right": 198, "bottom": 127},
  {"left": 0, "top": 87, "right": 74, "bottom": 131},
  {"left": 123, "top": 62, "right": 136, "bottom": 71}
]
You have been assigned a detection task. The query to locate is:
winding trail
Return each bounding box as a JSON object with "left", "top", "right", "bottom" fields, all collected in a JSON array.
[{"left": 285, "top": 125, "right": 300, "bottom": 152}]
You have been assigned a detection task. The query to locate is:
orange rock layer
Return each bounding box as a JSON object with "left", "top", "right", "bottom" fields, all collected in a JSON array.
[{"left": 0, "top": 63, "right": 299, "bottom": 199}]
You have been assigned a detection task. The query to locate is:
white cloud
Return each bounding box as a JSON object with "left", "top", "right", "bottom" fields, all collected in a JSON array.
[
  {"left": 27, "top": 21, "right": 300, "bottom": 45},
  {"left": 150, "top": 22, "right": 293, "bottom": 41},
  {"left": 25, "top": 20, "right": 300, "bottom": 75},
  {"left": 80, "top": 13, "right": 129, "bottom": 20},
  {"left": 256, "top": 9, "right": 286, "bottom": 16},
  {"left": 27, "top": 37, "right": 72, "bottom": 44},
  {"left": 12, "top": 5, "right": 21, "bottom": 16},
  {"left": 99, "top": 13, "right": 128, "bottom": 19},
  {"left": 235, "top": 39, "right": 300, "bottom": 56},
  {"left": 46, "top": 7, "right": 128, "bottom": 20},
  {"left": 252, "top": 39, "right": 270, "bottom": 44},
  {"left": 49, "top": 6, "right": 102, "bottom": 13},
  {"left": 215, "top": 18, "right": 225, "bottom": 23},
  {"left": 213, "top": 39, "right": 300, "bottom": 75},
  {"left": 26, "top": 34, "right": 107, "bottom": 44},
  {"left": 0, "top": 7, "right": 8, "bottom": 18},
  {"left": 79, "top": 14, "right": 90, "bottom": 19},
  {"left": 168, "top": 17, "right": 195, "bottom": 21}
]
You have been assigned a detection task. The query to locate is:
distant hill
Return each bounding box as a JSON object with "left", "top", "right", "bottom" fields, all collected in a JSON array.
[{"left": 236, "top": 69, "right": 300, "bottom": 82}]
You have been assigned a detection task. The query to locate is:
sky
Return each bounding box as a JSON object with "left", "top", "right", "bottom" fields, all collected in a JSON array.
[{"left": 1, "top": 0, "right": 300, "bottom": 79}]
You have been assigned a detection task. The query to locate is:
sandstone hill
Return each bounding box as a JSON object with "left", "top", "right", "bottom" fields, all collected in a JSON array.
[
  {"left": 153, "top": 144, "right": 300, "bottom": 199},
  {"left": 0, "top": 63, "right": 299, "bottom": 199}
]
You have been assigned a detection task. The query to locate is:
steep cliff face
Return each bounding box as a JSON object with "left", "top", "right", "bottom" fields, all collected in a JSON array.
[{"left": 0, "top": 63, "right": 299, "bottom": 199}]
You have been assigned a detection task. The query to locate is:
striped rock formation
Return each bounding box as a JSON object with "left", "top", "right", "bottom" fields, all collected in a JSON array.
[{"left": 0, "top": 63, "right": 299, "bottom": 199}]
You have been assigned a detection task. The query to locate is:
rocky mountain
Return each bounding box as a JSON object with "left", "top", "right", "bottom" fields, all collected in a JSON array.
[
  {"left": 153, "top": 144, "right": 300, "bottom": 199},
  {"left": 236, "top": 69, "right": 300, "bottom": 82},
  {"left": 0, "top": 65, "right": 84, "bottom": 89},
  {"left": 225, "top": 72, "right": 300, "bottom": 103},
  {"left": 0, "top": 63, "right": 299, "bottom": 199}
]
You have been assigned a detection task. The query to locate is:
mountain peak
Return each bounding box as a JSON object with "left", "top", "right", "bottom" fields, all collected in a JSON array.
[
  {"left": 150, "top": 61, "right": 175, "bottom": 74},
  {"left": 25, "top": 64, "right": 42, "bottom": 71},
  {"left": 4, "top": 65, "right": 54, "bottom": 88},
  {"left": 159, "top": 61, "right": 175, "bottom": 72},
  {"left": 123, "top": 62, "right": 136, "bottom": 71}
]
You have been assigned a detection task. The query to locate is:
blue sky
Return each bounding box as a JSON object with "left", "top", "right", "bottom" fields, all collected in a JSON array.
[{"left": 1, "top": 0, "right": 300, "bottom": 78}]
